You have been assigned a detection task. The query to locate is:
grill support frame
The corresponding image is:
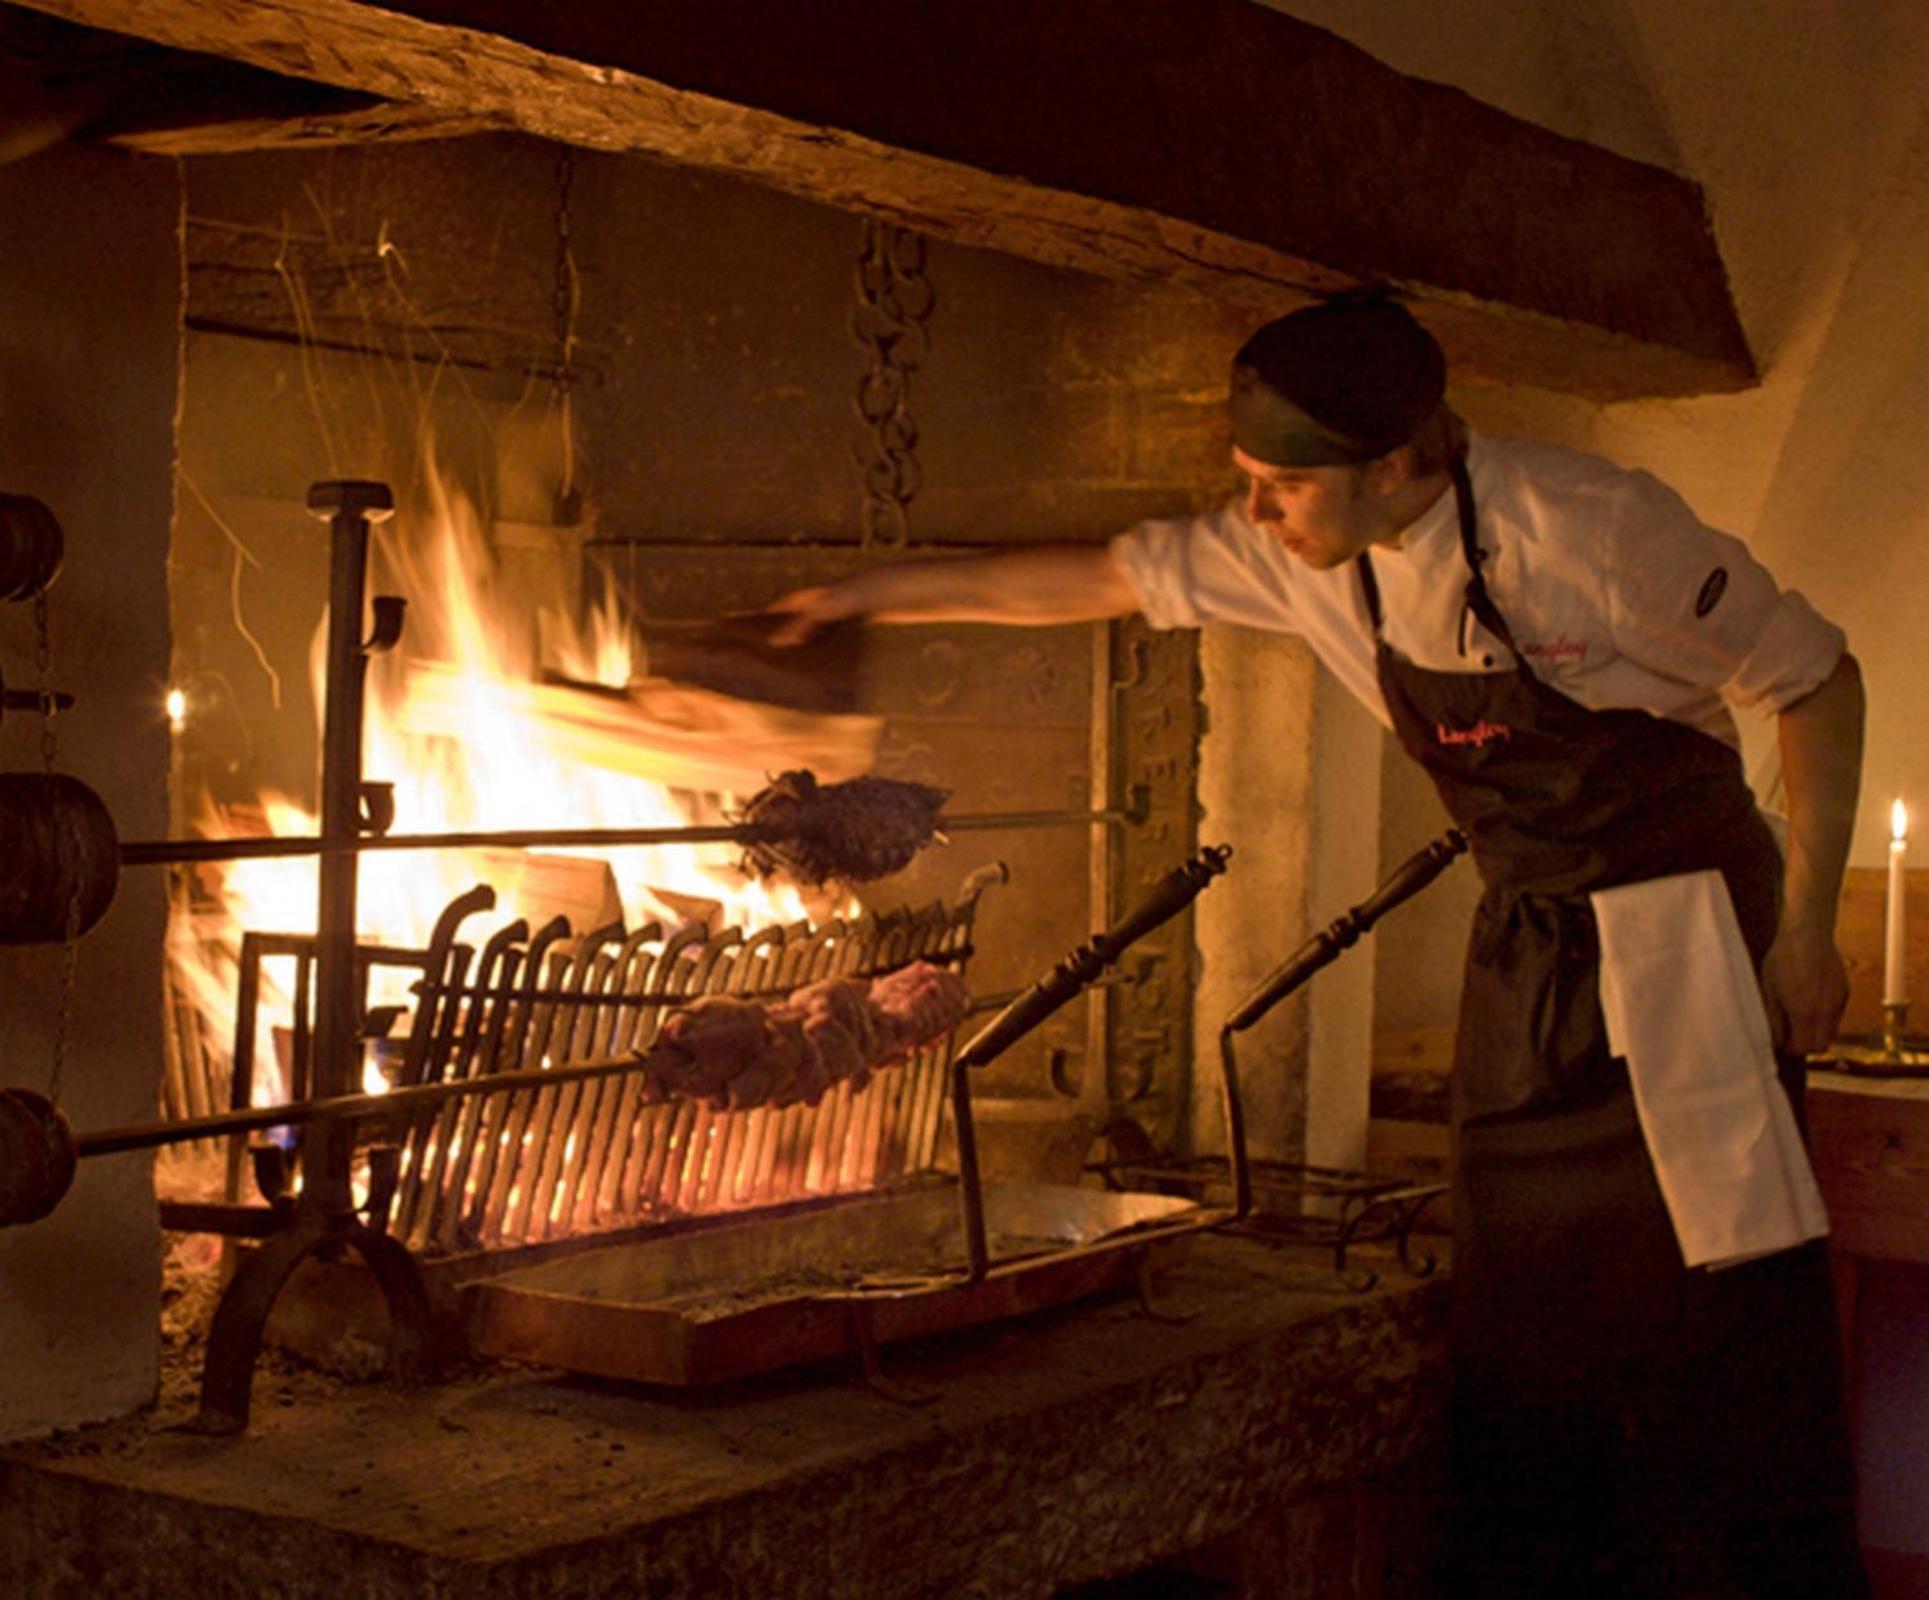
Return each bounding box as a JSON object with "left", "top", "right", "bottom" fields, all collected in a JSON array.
[{"left": 182, "top": 479, "right": 427, "bottom": 1434}]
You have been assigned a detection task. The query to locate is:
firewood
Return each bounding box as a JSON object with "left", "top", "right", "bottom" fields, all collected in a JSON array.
[
  {"left": 471, "top": 848, "right": 623, "bottom": 935},
  {"left": 395, "top": 660, "right": 880, "bottom": 795}
]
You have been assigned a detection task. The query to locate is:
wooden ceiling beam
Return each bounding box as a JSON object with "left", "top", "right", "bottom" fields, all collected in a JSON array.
[
  {"left": 6, "top": 0, "right": 1755, "bottom": 399},
  {"left": 105, "top": 98, "right": 502, "bottom": 156}
]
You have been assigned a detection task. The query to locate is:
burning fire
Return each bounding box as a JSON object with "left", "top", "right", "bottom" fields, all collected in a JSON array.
[{"left": 169, "top": 461, "right": 837, "bottom": 1108}]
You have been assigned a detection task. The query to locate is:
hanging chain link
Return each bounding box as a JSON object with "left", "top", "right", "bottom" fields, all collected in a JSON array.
[
  {"left": 552, "top": 146, "right": 576, "bottom": 393},
  {"left": 551, "top": 145, "right": 581, "bottom": 523},
  {"left": 849, "top": 218, "right": 936, "bottom": 549},
  {"left": 32, "top": 591, "right": 80, "bottom": 1103}
]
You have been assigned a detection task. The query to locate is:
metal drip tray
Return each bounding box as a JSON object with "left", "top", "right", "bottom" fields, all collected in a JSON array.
[{"left": 465, "top": 1181, "right": 1208, "bottom": 1385}]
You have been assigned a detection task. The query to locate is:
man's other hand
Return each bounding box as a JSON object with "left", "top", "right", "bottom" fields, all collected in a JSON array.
[
  {"left": 763, "top": 583, "right": 859, "bottom": 647},
  {"left": 1759, "top": 923, "right": 1850, "bottom": 1056}
]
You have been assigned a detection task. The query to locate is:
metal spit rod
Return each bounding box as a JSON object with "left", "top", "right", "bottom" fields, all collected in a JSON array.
[
  {"left": 117, "top": 799, "right": 1148, "bottom": 867},
  {"left": 76, "top": 1051, "right": 646, "bottom": 1158},
  {"left": 73, "top": 974, "right": 1106, "bottom": 1160}
]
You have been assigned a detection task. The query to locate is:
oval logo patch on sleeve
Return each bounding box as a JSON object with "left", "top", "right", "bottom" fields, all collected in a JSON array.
[{"left": 1694, "top": 567, "right": 1729, "bottom": 618}]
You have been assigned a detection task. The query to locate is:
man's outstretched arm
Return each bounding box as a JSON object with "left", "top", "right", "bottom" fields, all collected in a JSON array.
[{"left": 764, "top": 543, "right": 1140, "bottom": 643}]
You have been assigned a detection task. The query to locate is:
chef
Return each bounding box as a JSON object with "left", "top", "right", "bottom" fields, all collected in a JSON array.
[{"left": 766, "top": 290, "right": 1869, "bottom": 1596}]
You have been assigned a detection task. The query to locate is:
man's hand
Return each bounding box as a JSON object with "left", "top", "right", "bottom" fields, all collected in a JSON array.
[
  {"left": 763, "top": 583, "right": 860, "bottom": 647},
  {"left": 1759, "top": 922, "right": 1851, "bottom": 1056}
]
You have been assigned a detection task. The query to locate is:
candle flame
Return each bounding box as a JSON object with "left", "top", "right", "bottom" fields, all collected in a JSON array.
[{"left": 1893, "top": 798, "right": 1910, "bottom": 844}]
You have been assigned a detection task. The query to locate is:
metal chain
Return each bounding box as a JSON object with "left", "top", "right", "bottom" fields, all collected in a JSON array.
[
  {"left": 551, "top": 145, "right": 581, "bottom": 522},
  {"left": 32, "top": 592, "right": 79, "bottom": 1102},
  {"left": 849, "top": 218, "right": 935, "bottom": 549},
  {"left": 552, "top": 145, "right": 576, "bottom": 393}
]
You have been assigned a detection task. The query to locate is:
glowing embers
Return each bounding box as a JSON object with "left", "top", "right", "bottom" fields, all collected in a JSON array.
[{"left": 369, "top": 876, "right": 993, "bottom": 1256}]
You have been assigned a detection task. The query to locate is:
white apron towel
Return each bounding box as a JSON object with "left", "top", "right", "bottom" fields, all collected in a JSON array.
[{"left": 1590, "top": 869, "right": 1830, "bottom": 1270}]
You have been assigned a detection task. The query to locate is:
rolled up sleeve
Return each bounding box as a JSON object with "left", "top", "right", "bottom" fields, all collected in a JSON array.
[
  {"left": 1109, "top": 517, "right": 1206, "bottom": 630},
  {"left": 1109, "top": 504, "right": 1302, "bottom": 634}
]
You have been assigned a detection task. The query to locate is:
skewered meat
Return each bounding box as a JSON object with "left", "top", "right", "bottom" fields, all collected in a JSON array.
[
  {"left": 737, "top": 770, "right": 950, "bottom": 886},
  {"left": 641, "top": 960, "right": 967, "bottom": 1111},
  {"left": 868, "top": 962, "right": 968, "bottom": 1058}
]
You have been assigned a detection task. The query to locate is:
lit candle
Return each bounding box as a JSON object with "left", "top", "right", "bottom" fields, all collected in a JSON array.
[{"left": 1884, "top": 799, "right": 1909, "bottom": 1007}]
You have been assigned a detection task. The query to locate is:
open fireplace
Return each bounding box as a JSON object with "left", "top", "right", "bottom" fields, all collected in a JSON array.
[{"left": 105, "top": 128, "right": 1254, "bottom": 1425}]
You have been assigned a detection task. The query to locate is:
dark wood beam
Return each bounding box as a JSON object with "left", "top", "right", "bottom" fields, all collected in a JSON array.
[
  {"left": 0, "top": 7, "right": 498, "bottom": 154},
  {"left": 105, "top": 95, "right": 501, "bottom": 155},
  {"left": 8, "top": 0, "right": 1756, "bottom": 399}
]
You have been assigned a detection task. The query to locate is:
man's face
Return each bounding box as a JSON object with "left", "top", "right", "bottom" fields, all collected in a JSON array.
[{"left": 1232, "top": 446, "right": 1393, "bottom": 569}]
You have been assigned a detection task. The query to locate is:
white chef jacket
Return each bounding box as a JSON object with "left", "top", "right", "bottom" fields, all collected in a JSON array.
[
  {"left": 1114, "top": 432, "right": 1847, "bottom": 1269},
  {"left": 1110, "top": 431, "right": 1846, "bottom": 741}
]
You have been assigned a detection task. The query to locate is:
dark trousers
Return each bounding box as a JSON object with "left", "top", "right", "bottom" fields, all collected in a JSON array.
[{"left": 1445, "top": 1079, "right": 1868, "bottom": 1599}]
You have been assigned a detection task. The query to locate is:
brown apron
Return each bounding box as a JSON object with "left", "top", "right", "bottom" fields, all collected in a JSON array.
[{"left": 1361, "top": 462, "right": 1866, "bottom": 1597}]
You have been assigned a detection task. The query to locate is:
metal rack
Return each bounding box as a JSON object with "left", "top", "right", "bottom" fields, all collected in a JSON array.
[{"left": 1088, "top": 1150, "right": 1446, "bottom": 1283}]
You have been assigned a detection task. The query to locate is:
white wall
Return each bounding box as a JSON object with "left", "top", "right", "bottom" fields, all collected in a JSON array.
[
  {"left": 1191, "top": 628, "right": 1320, "bottom": 1163},
  {"left": 1302, "top": 664, "right": 1382, "bottom": 1172},
  {"left": 0, "top": 145, "right": 177, "bottom": 1438},
  {"left": 1190, "top": 629, "right": 1382, "bottom": 1174}
]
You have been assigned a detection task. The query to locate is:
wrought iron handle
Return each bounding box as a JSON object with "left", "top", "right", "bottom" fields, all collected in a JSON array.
[
  {"left": 1223, "top": 829, "right": 1467, "bottom": 1034},
  {"left": 953, "top": 843, "right": 1232, "bottom": 1071},
  {"left": 363, "top": 595, "right": 407, "bottom": 654},
  {"left": 947, "top": 845, "right": 1232, "bottom": 1287}
]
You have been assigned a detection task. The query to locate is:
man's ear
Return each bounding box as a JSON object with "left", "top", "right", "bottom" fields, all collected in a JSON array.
[{"left": 1365, "top": 446, "right": 1415, "bottom": 495}]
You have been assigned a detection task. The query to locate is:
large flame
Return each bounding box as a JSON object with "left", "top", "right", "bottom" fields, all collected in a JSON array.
[{"left": 169, "top": 467, "right": 827, "bottom": 1107}]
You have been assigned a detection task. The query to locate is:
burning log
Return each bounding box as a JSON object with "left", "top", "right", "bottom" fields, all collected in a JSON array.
[
  {"left": 642, "top": 960, "right": 967, "bottom": 1113},
  {"left": 395, "top": 661, "right": 882, "bottom": 794},
  {"left": 470, "top": 848, "right": 623, "bottom": 935}
]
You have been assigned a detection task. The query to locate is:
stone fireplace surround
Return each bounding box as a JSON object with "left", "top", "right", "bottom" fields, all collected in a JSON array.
[{"left": 0, "top": 4, "right": 1753, "bottom": 1578}]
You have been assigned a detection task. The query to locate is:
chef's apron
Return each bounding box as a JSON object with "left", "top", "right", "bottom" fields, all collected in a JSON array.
[{"left": 1361, "top": 463, "right": 1866, "bottom": 1598}]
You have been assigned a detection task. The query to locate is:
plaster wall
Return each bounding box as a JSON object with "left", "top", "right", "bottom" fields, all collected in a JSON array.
[
  {"left": 1191, "top": 628, "right": 1317, "bottom": 1163},
  {"left": 1301, "top": 662, "right": 1381, "bottom": 1172},
  {"left": 1190, "top": 624, "right": 1380, "bottom": 1172},
  {"left": 0, "top": 144, "right": 177, "bottom": 1440}
]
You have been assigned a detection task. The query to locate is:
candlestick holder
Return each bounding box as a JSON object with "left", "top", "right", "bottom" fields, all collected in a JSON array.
[
  {"left": 1883, "top": 1000, "right": 1910, "bottom": 1060},
  {"left": 1822, "top": 1001, "right": 1929, "bottom": 1078}
]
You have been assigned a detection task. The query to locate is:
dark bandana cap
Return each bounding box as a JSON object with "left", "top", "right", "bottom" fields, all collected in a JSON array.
[{"left": 1229, "top": 293, "right": 1447, "bottom": 468}]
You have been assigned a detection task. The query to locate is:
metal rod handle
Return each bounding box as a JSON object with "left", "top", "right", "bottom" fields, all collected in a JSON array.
[
  {"left": 74, "top": 1050, "right": 654, "bottom": 1158},
  {"left": 1223, "top": 830, "right": 1467, "bottom": 1034},
  {"left": 954, "top": 843, "right": 1232, "bottom": 1073},
  {"left": 117, "top": 804, "right": 1145, "bottom": 868},
  {"left": 949, "top": 843, "right": 1232, "bottom": 1284}
]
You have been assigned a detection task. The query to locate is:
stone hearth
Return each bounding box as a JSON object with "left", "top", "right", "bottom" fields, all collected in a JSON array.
[{"left": 1, "top": 1235, "right": 1446, "bottom": 1598}]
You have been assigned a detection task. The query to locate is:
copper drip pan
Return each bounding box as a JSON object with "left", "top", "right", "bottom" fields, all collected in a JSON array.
[{"left": 466, "top": 1179, "right": 1203, "bottom": 1385}]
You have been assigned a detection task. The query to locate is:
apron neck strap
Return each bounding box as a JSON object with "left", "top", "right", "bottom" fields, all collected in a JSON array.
[
  {"left": 1452, "top": 457, "right": 1521, "bottom": 656},
  {"left": 1358, "top": 540, "right": 1385, "bottom": 631},
  {"left": 1357, "top": 455, "right": 1508, "bottom": 651}
]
